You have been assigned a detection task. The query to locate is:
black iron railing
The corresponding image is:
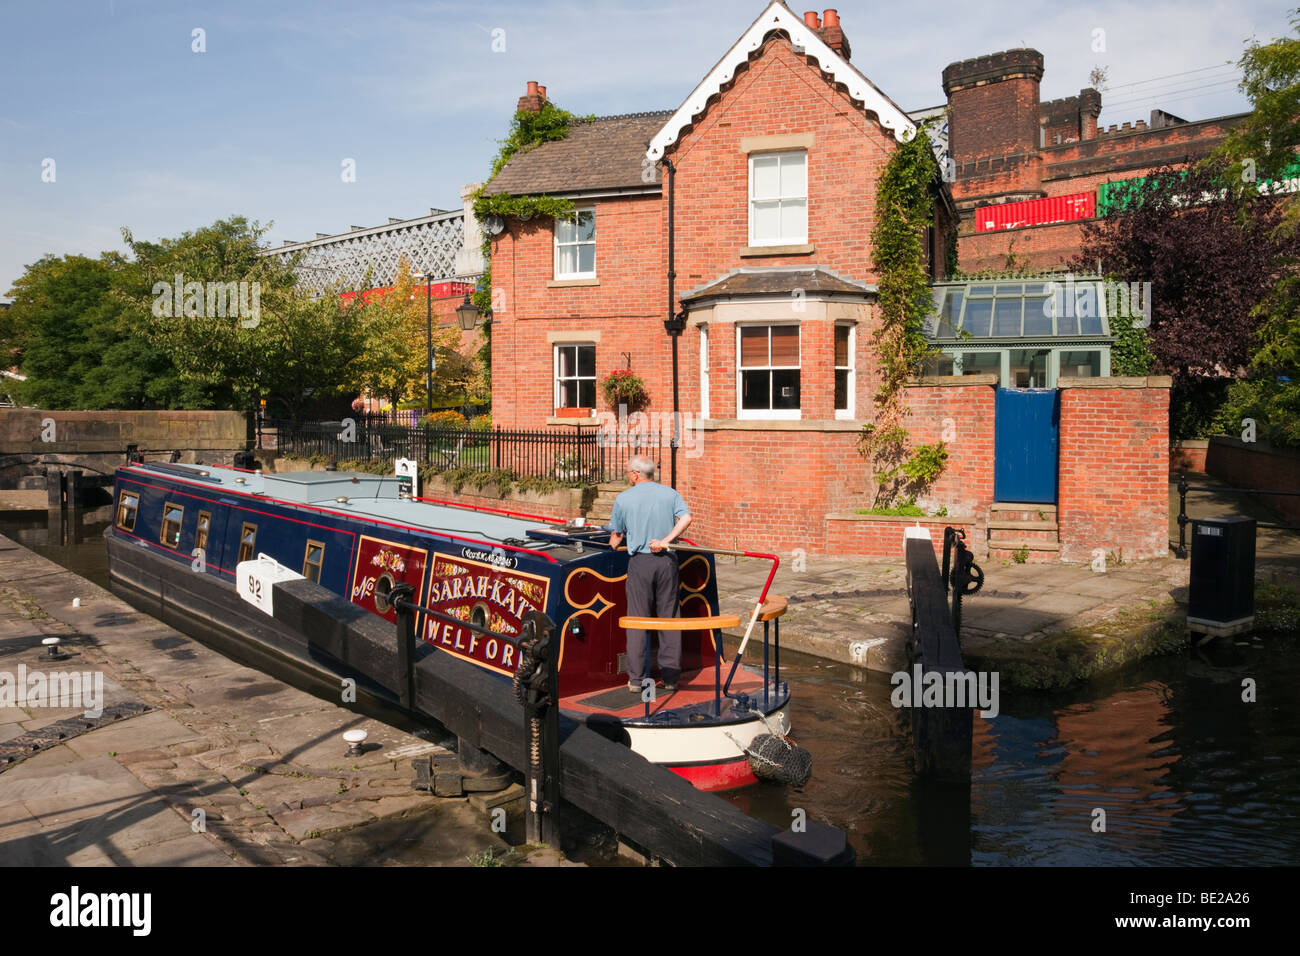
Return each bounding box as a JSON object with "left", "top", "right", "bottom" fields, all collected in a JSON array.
[{"left": 265, "top": 417, "right": 665, "bottom": 486}]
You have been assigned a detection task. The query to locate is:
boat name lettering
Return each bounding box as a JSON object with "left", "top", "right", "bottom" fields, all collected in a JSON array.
[{"left": 460, "top": 547, "right": 517, "bottom": 569}]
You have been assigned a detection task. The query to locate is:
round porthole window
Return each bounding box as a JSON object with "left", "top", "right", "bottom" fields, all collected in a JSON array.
[
  {"left": 373, "top": 573, "right": 396, "bottom": 614},
  {"left": 470, "top": 602, "right": 490, "bottom": 631}
]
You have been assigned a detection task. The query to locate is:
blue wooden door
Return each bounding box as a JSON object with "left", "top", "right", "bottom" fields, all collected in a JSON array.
[{"left": 994, "top": 388, "right": 1059, "bottom": 503}]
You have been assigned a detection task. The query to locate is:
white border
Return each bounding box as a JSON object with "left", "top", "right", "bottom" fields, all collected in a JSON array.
[{"left": 645, "top": 1, "right": 915, "bottom": 162}]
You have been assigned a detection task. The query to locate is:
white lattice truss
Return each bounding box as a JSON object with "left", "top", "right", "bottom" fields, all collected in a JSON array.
[{"left": 264, "top": 209, "right": 469, "bottom": 294}]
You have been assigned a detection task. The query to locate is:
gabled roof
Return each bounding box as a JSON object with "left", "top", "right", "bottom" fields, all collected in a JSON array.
[
  {"left": 481, "top": 111, "right": 671, "bottom": 197},
  {"left": 646, "top": 0, "right": 916, "bottom": 162}
]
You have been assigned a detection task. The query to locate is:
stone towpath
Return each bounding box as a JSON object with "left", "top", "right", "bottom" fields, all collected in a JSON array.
[{"left": 0, "top": 534, "right": 574, "bottom": 867}]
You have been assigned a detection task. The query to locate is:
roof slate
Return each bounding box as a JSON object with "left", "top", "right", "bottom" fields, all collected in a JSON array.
[
  {"left": 683, "top": 267, "right": 877, "bottom": 300},
  {"left": 482, "top": 111, "right": 672, "bottom": 197}
]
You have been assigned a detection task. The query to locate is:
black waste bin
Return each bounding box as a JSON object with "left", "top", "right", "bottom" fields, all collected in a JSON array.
[{"left": 1187, "top": 516, "right": 1255, "bottom": 638}]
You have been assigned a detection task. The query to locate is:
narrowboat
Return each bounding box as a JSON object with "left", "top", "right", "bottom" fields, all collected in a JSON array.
[{"left": 105, "top": 459, "right": 795, "bottom": 791}]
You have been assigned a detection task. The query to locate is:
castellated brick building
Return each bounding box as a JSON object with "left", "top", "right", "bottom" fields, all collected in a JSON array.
[{"left": 941, "top": 49, "right": 1246, "bottom": 272}]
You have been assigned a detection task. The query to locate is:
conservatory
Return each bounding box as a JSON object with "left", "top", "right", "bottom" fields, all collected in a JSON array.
[{"left": 922, "top": 276, "right": 1124, "bottom": 388}]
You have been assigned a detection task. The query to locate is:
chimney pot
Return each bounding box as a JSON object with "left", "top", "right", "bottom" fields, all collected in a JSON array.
[
  {"left": 538, "top": 85, "right": 547, "bottom": 100},
  {"left": 526, "top": 81, "right": 539, "bottom": 96},
  {"left": 822, "top": 8, "right": 840, "bottom": 28},
  {"left": 803, "top": 10, "right": 821, "bottom": 28}
]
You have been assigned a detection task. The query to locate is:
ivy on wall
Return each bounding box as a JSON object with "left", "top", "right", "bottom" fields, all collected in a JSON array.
[
  {"left": 470, "top": 101, "right": 592, "bottom": 319},
  {"left": 861, "top": 127, "right": 948, "bottom": 507}
]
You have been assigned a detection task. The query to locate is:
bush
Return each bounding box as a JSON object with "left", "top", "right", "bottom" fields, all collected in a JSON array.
[
  {"left": 422, "top": 410, "right": 467, "bottom": 430},
  {"left": 469, "top": 413, "right": 492, "bottom": 431}
]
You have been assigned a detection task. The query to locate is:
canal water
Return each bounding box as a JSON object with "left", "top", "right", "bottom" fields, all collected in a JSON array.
[{"left": 10, "top": 507, "right": 1299, "bottom": 866}]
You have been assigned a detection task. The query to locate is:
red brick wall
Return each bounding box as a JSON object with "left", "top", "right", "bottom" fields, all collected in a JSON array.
[
  {"left": 825, "top": 517, "right": 976, "bottom": 560},
  {"left": 669, "top": 35, "right": 895, "bottom": 285},
  {"left": 671, "top": 381, "right": 995, "bottom": 555},
  {"left": 902, "top": 380, "right": 996, "bottom": 518},
  {"left": 489, "top": 196, "right": 664, "bottom": 428},
  {"left": 675, "top": 426, "right": 866, "bottom": 554},
  {"left": 1205, "top": 437, "right": 1300, "bottom": 524},
  {"left": 1057, "top": 381, "right": 1171, "bottom": 561}
]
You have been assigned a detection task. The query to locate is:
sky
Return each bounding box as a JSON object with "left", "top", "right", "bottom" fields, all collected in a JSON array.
[{"left": 0, "top": 0, "right": 1292, "bottom": 300}]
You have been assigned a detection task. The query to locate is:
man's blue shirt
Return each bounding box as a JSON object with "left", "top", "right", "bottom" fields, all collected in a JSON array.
[{"left": 609, "top": 481, "right": 689, "bottom": 554}]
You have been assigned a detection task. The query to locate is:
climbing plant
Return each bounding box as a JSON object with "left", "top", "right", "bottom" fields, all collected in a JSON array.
[
  {"left": 860, "top": 127, "right": 948, "bottom": 507},
  {"left": 471, "top": 100, "right": 593, "bottom": 319}
]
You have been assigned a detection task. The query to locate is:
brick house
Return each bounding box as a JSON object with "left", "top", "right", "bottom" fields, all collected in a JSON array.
[{"left": 481, "top": 2, "right": 1170, "bottom": 563}]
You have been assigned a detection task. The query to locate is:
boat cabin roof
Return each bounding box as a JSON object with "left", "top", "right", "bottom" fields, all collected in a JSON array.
[{"left": 122, "top": 462, "right": 595, "bottom": 552}]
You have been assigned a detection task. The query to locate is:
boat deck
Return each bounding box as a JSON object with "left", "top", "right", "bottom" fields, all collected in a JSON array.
[{"left": 561, "top": 667, "right": 776, "bottom": 723}]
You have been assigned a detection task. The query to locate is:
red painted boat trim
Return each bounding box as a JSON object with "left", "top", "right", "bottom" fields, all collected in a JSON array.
[
  {"left": 412, "top": 495, "right": 561, "bottom": 524},
  {"left": 668, "top": 758, "right": 758, "bottom": 791}
]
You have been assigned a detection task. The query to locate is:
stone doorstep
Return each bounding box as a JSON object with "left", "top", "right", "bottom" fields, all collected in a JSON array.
[
  {"left": 987, "top": 519, "right": 1059, "bottom": 532},
  {"left": 988, "top": 537, "right": 1061, "bottom": 552}
]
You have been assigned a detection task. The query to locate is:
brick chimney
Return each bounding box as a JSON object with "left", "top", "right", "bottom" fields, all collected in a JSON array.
[
  {"left": 517, "top": 80, "right": 547, "bottom": 113},
  {"left": 817, "top": 9, "right": 851, "bottom": 60}
]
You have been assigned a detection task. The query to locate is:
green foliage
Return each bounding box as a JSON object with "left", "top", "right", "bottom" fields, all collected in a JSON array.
[
  {"left": 599, "top": 368, "right": 648, "bottom": 410},
  {"left": 900, "top": 442, "right": 948, "bottom": 485},
  {"left": 123, "top": 216, "right": 363, "bottom": 417},
  {"left": 861, "top": 128, "right": 946, "bottom": 507},
  {"left": 1013, "top": 545, "right": 1030, "bottom": 564},
  {"left": 471, "top": 100, "right": 592, "bottom": 319},
  {"left": 1209, "top": 10, "right": 1300, "bottom": 447},
  {"left": 3, "top": 252, "right": 208, "bottom": 408},
  {"left": 853, "top": 495, "right": 948, "bottom": 518},
  {"left": 469, "top": 413, "right": 491, "bottom": 431},
  {"left": 1215, "top": 10, "right": 1300, "bottom": 194},
  {"left": 1108, "top": 310, "right": 1156, "bottom": 377}
]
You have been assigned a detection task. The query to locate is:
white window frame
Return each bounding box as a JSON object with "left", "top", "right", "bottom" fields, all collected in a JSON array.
[
  {"left": 748, "top": 150, "right": 808, "bottom": 247},
  {"left": 554, "top": 207, "right": 596, "bottom": 279},
  {"left": 736, "top": 323, "right": 801, "bottom": 421},
  {"left": 834, "top": 323, "right": 855, "bottom": 420},
  {"left": 553, "top": 342, "right": 596, "bottom": 410},
  {"left": 699, "top": 325, "right": 710, "bottom": 419}
]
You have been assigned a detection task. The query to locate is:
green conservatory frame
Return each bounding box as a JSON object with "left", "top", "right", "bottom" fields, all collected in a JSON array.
[{"left": 923, "top": 275, "right": 1118, "bottom": 388}]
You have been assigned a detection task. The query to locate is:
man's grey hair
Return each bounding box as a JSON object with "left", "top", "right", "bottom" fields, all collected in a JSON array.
[{"left": 628, "top": 455, "right": 656, "bottom": 479}]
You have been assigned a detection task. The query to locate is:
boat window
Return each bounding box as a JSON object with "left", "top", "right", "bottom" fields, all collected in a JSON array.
[
  {"left": 161, "top": 502, "right": 184, "bottom": 547},
  {"left": 195, "top": 511, "right": 211, "bottom": 553},
  {"left": 303, "top": 540, "right": 325, "bottom": 583},
  {"left": 116, "top": 492, "right": 139, "bottom": 532},
  {"left": 238, "top": 522, "right": 258, "bottom": 563}
]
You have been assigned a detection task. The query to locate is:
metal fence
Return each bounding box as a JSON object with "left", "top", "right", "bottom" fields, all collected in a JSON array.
[{"left": 266, "top": 417, "right": 665, "bottom": 486}]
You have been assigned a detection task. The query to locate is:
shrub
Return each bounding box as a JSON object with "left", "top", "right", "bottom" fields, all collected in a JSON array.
[{"left": 422, "top": 410, "right": 467, "bottom": 430}]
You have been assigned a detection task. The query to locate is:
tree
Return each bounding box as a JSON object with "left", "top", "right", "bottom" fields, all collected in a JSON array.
[
  {"left": 342, "top": 259, "right": 473, "bottom": 411},
  {"left": 1072, "top": 159, "right": 1298, "bottom": 440},
  {"left": 124, "top": 217, "right": 363, "bottom": 417},
  {"left": 1212, "top": 9, "right": 1300, "bottom": 446},
  {"left": 2, "top": 252, "right": 205, "bottom": 409}
]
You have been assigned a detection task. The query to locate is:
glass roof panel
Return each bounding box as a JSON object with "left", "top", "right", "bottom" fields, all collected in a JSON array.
[{"left": 962, "top": 298, "right": 993, "bottom": 337}]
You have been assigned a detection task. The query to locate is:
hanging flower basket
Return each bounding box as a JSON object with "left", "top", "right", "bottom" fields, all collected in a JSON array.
[{"left": 600, "top": 369, "right": 648, "bottom": 411}]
